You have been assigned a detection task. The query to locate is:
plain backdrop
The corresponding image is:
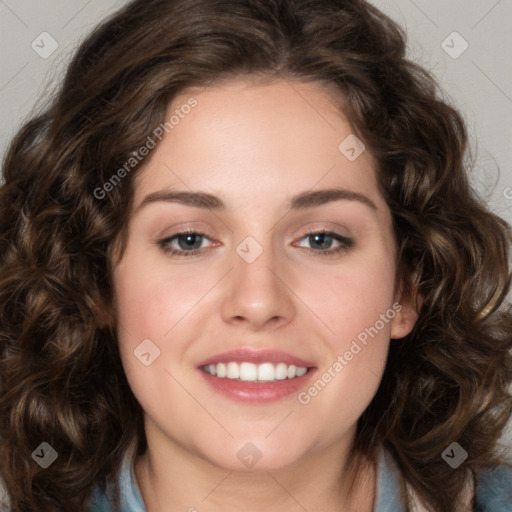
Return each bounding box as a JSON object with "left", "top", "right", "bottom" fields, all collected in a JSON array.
[{"left": 0, "top": 0, "right": 511, "bottom": 463}]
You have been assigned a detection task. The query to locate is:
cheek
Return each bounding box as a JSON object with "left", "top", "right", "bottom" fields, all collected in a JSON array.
[
  {"left": 112, "top": 251, "right": 218, "bottom": 400},
  {"left": 296, "top": 265, "right": 394, "bottom": 435},
  {"left": 298, "top": 252, "right": 397, "bottom": 342},
  {"left": 293, "top": 246, "right": 396, "bottom": 416},
  {"left": 112, "top": 254, "right": 189, "bottom": 421},
  {"left": 113, "top": 249, "right": 208, "bottom": 341}
]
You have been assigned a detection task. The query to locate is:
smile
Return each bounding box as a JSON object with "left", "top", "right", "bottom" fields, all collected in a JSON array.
[
  {"left": 201, "top": 361, "right": 310, "bottom": 382},
  {"left": 197, "top": 349, "right": 317, "bottom": 403}
]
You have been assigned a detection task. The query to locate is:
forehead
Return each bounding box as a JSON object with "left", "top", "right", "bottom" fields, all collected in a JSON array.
[{"left": 133, "top": 78, "right": 383, "bottom": 211}]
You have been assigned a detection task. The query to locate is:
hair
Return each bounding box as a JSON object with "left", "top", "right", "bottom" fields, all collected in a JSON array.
[{"left": 1, "top": 0, "right": 511, "bottom": 510}]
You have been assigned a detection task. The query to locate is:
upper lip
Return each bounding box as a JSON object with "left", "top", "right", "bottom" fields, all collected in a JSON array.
[{"left": 197, "top": 349, "right": 316, "bottom": 368}]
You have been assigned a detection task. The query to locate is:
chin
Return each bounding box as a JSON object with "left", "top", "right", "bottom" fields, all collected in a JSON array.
[{"left": 198, "top": 439, "right": 307, "bottom": 473}]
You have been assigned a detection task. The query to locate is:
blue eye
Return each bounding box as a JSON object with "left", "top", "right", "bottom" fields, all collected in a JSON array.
[
  {"left": 157, "top": 230, "right": 353, "bottom": 257},
  {"left": 297, "top": 230, "right": 353, "bottom": 255},
  {"left": 158, "top": 230, "right": 210, "bottom": 256}
]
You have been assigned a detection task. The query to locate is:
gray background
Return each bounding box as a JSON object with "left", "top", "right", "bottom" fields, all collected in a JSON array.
[{"left": 0, "top": 0, "right": 511, "bottom": 461}]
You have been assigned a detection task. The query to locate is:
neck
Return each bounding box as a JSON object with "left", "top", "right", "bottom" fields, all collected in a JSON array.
[{"left": 134, "top": 436, "right": 377, "bottom": 512}]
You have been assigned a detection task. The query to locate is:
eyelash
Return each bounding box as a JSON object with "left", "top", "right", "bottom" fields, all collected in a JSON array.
[{"left": 157, "top": 228, "right": 353, "bottom": 257}]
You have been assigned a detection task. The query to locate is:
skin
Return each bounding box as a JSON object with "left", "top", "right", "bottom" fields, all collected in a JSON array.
[{"left": 112, "top": 78, "right": 418, "bottom": 512}]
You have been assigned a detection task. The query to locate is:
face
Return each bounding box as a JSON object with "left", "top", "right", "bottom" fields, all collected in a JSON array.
[{"left": 112, "top": 78, "right": 416, "bottom": 472}]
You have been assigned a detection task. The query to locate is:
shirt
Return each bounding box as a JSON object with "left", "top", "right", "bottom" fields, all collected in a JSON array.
[{"left": 85, "top": 448, "right": 512, "bottom": 512}]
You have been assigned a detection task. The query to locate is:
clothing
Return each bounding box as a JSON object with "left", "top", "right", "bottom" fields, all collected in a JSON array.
[
  {"left": 85, "top": 448, "right": 512, "bottom": 512},
  {"left": 1, "top": 448, "right": 510, "bottom": 510}
]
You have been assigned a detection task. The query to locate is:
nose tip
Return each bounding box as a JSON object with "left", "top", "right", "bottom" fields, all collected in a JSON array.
[
  {"left": 231, "top": 311, "right": 283, "bottom": 330},
  {"left": 221, "top": 245, "right": 295, "bottom": 331}
]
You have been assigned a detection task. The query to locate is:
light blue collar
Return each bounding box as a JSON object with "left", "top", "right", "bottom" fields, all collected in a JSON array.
[{"left": 374, "top": 447, "right": 407, "bottom": 512}]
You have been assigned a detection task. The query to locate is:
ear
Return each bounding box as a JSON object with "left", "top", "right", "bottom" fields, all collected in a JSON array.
[{"left": 390, "top": 273, "right": 423, "bottom": 339}]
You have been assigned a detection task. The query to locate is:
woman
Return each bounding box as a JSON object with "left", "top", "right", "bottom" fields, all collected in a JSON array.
[{"left": 1, "top": 0, "right": 511, "bottom": 510}]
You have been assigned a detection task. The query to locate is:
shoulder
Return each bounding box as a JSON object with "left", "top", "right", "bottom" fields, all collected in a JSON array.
[
  {"left": 1, "top": 453, "right": 143, "bottom": 512},
  {"left": 474, "top": 463, "right": 512, "bottom": 511},
  {"left": 84, "top": 487, "right": 112, "bottom": 512},
  {"left": 376, "top": 448, "right": 512, "bottom": 512},
  {"left": 85, "top": 454, "right": 146, "bottom": 512}
]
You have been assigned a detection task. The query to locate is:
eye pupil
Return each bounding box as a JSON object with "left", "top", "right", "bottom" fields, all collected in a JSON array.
[
  {"left": 179, "top": 234, "right": 202, "bottom": 250},
  {"left": 311, "top": 233, "right": 331, "bottom": 250}
]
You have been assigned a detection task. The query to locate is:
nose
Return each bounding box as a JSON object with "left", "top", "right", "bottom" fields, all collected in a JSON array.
[{"left": 220, "top": 239, "right": 296, "bottom": 331}]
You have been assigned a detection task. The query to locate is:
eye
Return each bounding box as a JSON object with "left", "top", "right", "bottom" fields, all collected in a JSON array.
[
  {"left": 295, "top": 230, "right": 353, "bottom": 256},
  {"left": 157, "top": 229, "right": 354, "bottom": 257},
  {"left": 157, "top": 230, "right": 213, "bottom": 256}
]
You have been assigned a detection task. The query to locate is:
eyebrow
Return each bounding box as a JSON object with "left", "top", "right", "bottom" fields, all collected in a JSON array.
[{"left": 135, "top": 187, "right": 378, "bottom": 214}]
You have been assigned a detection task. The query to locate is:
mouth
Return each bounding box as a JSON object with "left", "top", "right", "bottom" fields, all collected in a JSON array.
[{"left": 196, "top": 349, "right": 317, "bottom": 403}]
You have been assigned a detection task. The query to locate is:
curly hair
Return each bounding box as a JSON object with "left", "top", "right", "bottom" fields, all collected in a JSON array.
[{"left": 1, "top": 0, "right": 511, "bottom": 511}]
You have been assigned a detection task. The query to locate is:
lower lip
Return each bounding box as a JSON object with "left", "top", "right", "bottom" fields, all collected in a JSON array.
[{"left": 198, "top": 368, "right": 317, "bottom": 403}]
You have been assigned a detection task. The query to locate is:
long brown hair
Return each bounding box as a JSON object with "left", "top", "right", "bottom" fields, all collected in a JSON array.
[{"left": 1, "top": 1, "right": 511, "bottom": 511}]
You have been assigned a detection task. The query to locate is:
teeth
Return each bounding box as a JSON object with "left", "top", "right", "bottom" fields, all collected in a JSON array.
[
  {"left": 226, "top": 362, "right": 239, "bottom": 379},
  {"left": 217, "top": 363, "right": 226, "bottom": 378},
  {"left": 275, "top": 362, "right": 288, "bottom": 380},
  {"left": 296, "top": 366, "right": 307, "bottom": 377},
  {"left": 287, "top": 364, "right": 297, "bottom": 378},
  {"left": 239, "top": 362, "right": 257, "bottom": 381},
  {"left": 202, "top": 362, "right": 310, "bottom": 382},
  {"left": 258, "top": 362, "right": 275, "bottom": 381}
]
